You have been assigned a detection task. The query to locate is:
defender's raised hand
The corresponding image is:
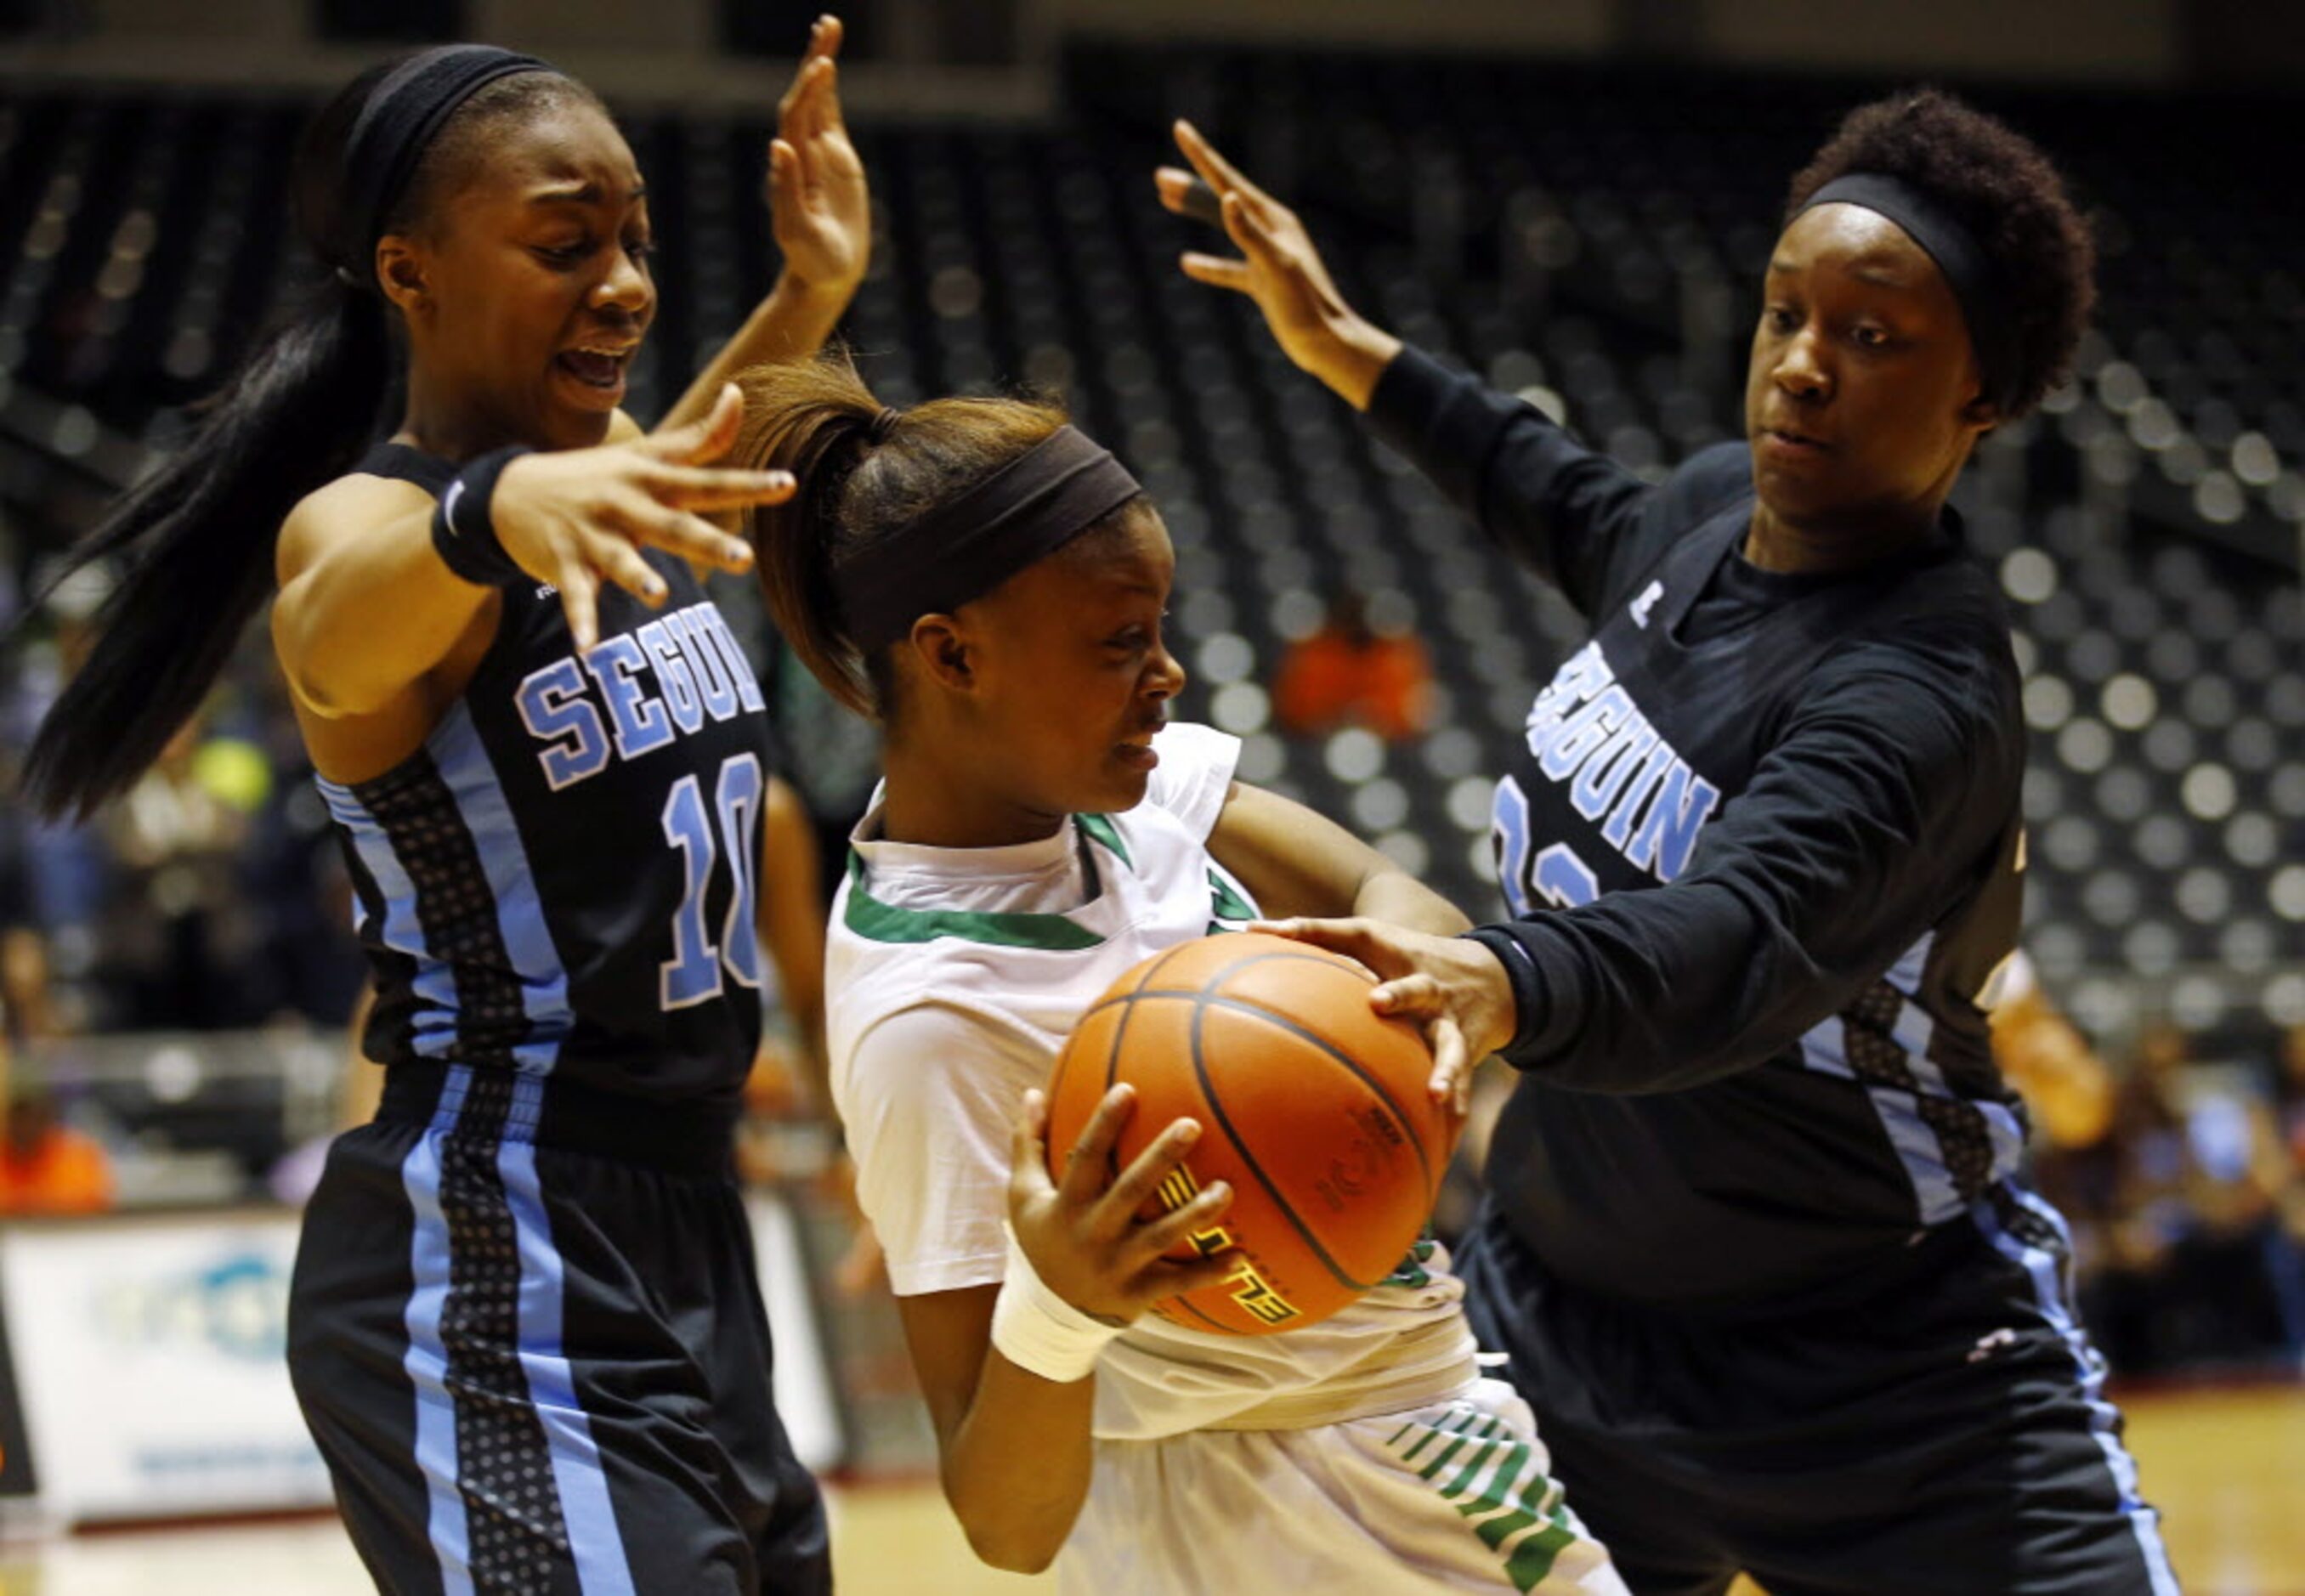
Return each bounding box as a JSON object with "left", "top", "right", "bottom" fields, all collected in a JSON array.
[
  {"left": 1156, "top": 120, "right": 1401, "bottom": 410},
  {"left": 768, "top": 15, "right": 870, "bottom": 299}
]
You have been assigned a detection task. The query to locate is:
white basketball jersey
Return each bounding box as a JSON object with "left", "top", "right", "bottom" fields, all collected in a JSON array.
[{"left": 828, "top": 722, "right": 1476, "bottom": 1441}]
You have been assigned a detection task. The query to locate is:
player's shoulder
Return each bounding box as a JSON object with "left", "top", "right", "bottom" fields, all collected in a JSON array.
[
  {"left": 1860, "top": 540, "right": 2019, "bottom": 670},
  {"left": 1136, "top": 722, "right": 1240, "bottom": 842},
  {"left": 276, "top": 467, "right": 439, "bottom": 581},
  {"left": 1651, "top": 440, "right": 1754, "bottom": 530},
  {"left": 831, "top": 984, "right": 1048, "bottom": 1120},
  {"left": 292, "top": 463, "right": 439, "bottom": 523},
  {"left": 1802, "top": 575, "right": 2023, "bottom": 753},
  {"left": 829, "top": 891, "right": 1034, "bottom": 1026},
  {"left": 1596, "top": 441, "right": 1753, "bottom": 613}
]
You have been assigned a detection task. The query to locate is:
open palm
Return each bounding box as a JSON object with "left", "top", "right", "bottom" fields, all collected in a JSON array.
[{"left": 768, "top": 16, "right": 870, "bottom": 294}]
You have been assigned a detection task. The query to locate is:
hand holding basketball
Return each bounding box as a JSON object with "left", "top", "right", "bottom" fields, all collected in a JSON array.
[
  {"left": 1045, "top": 934, "right": 1453, "bottom": 1335},
  {"left": 1008, "top": 1084, "right": 1241, "bottom": 1325},
  {"left": 1250, "top": 917, "right": 1519, "bottom": 1115}
]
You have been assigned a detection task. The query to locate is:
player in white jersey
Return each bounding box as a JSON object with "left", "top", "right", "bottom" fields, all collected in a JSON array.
[{"left": 732, "top": 354, "right": 1625, "bottom": 1594}]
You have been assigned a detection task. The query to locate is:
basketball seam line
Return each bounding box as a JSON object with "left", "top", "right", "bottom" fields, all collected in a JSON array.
[
  {"left": 1154, "top": 988, "right": 1437, "bottom": 1205},
  {"left": 1187, "top": 990, "right": 1379, "bottom": 1296},
  {"left": 1072, "top": 948, "right": 1372, "bottom": 1023}
]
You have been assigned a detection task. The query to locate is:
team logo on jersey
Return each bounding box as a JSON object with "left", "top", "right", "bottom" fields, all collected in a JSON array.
[
  {"left": 1493, "top": 640, "right": 1721, "bottom": 909},
  {"left": 513, "top": 601, "right": 767, "bottom": 790},
  {"left": 1628, "top": 579, "right": 1664, "bottom": 629}
]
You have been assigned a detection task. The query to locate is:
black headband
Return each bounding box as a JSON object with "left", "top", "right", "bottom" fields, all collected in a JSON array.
[
  {"left": 1798, "top": 173, "right": 2022, "bottom": 414},
  {"left": 337, "top": 43, "right": 552, "bottom": 287},
  {"left": 835, "top": 426, "right": 1146, "bottom": 652}
]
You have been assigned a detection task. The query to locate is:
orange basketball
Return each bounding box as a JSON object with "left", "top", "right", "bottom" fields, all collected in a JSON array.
[{"left": 1045, "top": 931, "right": 1449, "bottom": 1337}]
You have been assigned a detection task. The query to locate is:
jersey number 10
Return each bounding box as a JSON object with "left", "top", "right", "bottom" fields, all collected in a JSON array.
[{"left": 660, "top": 753, "right": 766, "bottom": 1009}]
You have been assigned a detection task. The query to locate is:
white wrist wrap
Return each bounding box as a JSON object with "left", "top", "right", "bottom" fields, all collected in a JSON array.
[{"left": 989, "top": 1224, "right": 1127, "bottom": 1384}]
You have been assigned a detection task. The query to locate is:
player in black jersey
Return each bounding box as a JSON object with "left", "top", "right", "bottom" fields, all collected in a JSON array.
[
  {"left": 22, "top": 23, "right": 869, "bottom": 1595},
  {"left": 1160, "top": 90, "right": 2179, "bottom": 1594}
]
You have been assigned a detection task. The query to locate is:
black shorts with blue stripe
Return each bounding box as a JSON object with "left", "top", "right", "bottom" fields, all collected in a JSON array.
[
  {"left": 288, "top": 1061, "right": 830, "bottom": 1595},
  {"left": 1455, "top": 1186, "right": 2180, "bottom": 1596}
]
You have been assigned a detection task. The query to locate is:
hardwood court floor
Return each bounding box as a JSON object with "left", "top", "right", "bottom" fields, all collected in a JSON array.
[{"left": 0, "top": 1382, "right": 2296, "bottom": 1595}]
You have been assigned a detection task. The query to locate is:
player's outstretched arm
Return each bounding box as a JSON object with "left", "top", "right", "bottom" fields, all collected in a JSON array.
[
  {"left": 892, "top": 1085, "right": 1236, "bottom": 1575},
  {"left": 274, "top": 386, "right": 784, "bottom": 716},
  {"left": 1209, "top": 781, "right": 1467, "bottom": 938},
  {"left": 1162, "top": 127, "right": 1666, "bottom": 618},
  {"left": 1157, "top": 121, "right": 1401, "bottom": 410},
  {"left": 660, "top": 14, "right": 869, "bottom": 433}
]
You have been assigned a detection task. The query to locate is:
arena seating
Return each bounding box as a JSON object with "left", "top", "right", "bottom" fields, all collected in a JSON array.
[{"left": 0, "top": 51, "right": 2297, "bottom": 1037}]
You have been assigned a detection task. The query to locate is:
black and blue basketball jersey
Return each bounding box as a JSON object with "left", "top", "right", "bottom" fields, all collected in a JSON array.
[
  {"left": 320, "top": 443, "right": 776, "bottom": 1104},
  {"left": 1368, "top": 347, "right": 2031, "bottom": 1311}
]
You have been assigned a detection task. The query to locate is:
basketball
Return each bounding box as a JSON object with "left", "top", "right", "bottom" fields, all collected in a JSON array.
[{"left": 1044, "top": 931, "right": 1451, "bottom": 1337}]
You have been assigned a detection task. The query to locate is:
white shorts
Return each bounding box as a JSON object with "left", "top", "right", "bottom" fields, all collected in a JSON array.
[{"left": 1056, "top": 1378, "right": 1628, "bottom": 1595}]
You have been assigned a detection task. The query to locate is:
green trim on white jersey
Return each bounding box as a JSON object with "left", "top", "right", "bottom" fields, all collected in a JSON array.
[
  {"left": 841, "top": 851, "right": 1106, "bottom": 950},
  {"left": 1073, "top": 811, "right": 1133, "bottom": 867}
]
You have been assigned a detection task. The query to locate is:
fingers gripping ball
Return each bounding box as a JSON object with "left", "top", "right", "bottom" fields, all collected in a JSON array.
[{"left": 1045, "top": 932, "right": 1447, "bottom": 1336}]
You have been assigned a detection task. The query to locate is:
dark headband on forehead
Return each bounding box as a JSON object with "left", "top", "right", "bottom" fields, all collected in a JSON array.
[
  {"left": 1798, "top": 172, "right": 2022, "bottom": 414},
  {"left": 338, "top": 43, "right": 552, "bottom": 286},
  {"left": 834, "top": 425, "right": 1147, "bottom": 653}
]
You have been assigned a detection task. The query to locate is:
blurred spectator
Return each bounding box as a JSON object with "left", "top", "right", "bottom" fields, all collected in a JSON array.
[
  {"left": 0, "top": 1078, "right": 113, "bottom": 1216},
  {"left": 1989, "top": 952, "right": 2115, "bottom": 1151},
  {"left": 2279, "top": 1022, "right": 2305, "bottom": 1172},
  {"left": 100, "top": 713, "right": 272, "bottom": 1029},
  {"left": 759, "top": 633, "right": 882, "bottom": 912},
  {"left": 1989, "top": 959, "right": 2152, "bottom": 1366},
  {"left": 0, "top": 926, "right": 62, "bottom": 1044},
  {"left": 4, "top": 591, "right": 115, "bottom": 1031},
  {"left": 1272, "top": 590, "right": 1434, "bottom": 742},
  {"left": 2104, "top": 1024, "right": 2305, "bottom": 1372}
]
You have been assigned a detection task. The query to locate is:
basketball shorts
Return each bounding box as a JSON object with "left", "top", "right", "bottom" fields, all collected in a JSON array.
[
  {"left": 286, "top": 1061, "right": 830, "bottom": 1595},
  {"left": 1454, "top": 1187, "right": 2181, "bottom": 1596},
  {"left": 1057, "top": 1377, "right": 1629, "bottom": 1594}
]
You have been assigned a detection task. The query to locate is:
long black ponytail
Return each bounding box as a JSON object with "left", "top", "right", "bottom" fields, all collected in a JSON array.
[{"left": 16, "top": 66, "right": 403, "bottom": 822}]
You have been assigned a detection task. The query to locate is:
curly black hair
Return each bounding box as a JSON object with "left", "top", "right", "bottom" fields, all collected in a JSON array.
[{"left": 1784, "top": 88, "right": 2095, "bottom": 421}]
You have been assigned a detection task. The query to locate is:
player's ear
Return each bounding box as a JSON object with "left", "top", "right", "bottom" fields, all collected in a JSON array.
[
  {"left": 375, "top": 234, "right": 431, "bottom": 319},
  {"left": 909, "top": 614, "right": 973, "bottom": 693}
]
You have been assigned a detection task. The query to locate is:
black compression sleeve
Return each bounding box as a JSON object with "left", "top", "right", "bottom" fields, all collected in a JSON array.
[
  {"left": 1362, "top": 344, "right": 1654, "bottom": 617},
  {"left": 1472, "top": 630, "right": 2023, "bottom": 1092}
]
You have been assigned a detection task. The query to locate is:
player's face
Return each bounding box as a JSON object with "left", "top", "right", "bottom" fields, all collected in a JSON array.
[
  {"left": 955, "top": 507, "right": 1185, "bottom": 821},
  {"left": 393, "top": 103, "right": 654, "bottom": 450},
  {"left": 1744, "top": 204, "right": 1994, "bottom": 537}
]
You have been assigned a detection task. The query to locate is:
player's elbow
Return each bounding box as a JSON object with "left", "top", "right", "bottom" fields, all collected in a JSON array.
[
  {"left": 277, "top": 655, "right": 385, "bottom": 722},
  {"left": 943, "top": 1479, "right": 1068, "bottom": 1574},
  {"left": 954, "top": 1510, "right": 1062, "bottom": 1575},
  {"left": 269, "top": 601, "right": 371, "bottom": 721},
  {"left": 974, "top": 1537, "right": 1060, "bottom": 1576}
]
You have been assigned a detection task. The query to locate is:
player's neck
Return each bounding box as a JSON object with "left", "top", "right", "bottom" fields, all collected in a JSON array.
[
  {"left": 394, "top": 371, "right": 528, "bottom": 462},
  {"left": 1743, "top": 499, "right": 1941, "bottom": 577},
  {"left": 879, "top": 741, "right": 1068, "bottom": 851}
]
